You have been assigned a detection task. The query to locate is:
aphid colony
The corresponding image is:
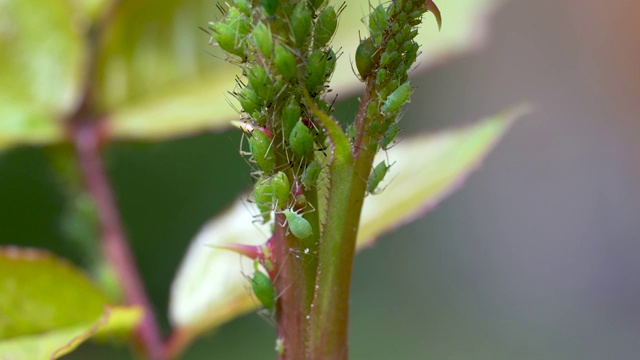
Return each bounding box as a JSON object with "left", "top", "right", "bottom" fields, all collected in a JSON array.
[
  {"left": 208, "top": 0, "right": 343, "bottom": 243},
  {"left": 209, "top": 0, "right": 437, "bottom": 329}
]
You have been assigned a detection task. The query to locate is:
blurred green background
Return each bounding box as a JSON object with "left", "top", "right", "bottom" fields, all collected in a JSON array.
[{"left": 2, "top": 0, "right": 640, "bottom": 358}]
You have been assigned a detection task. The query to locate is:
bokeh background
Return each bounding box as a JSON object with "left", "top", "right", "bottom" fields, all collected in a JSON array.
[{"left": 2, "top": 0, "right": 639, "bottom": 358}]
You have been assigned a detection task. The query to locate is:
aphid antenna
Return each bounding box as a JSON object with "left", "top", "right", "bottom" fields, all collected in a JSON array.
[{"left": 240, "top": 197, "right": 273, "bottom": 234}]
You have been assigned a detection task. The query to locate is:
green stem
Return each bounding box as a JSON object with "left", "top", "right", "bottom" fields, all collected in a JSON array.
[{"left": 305, "top": 95, "right": 355, "bottom": 360}]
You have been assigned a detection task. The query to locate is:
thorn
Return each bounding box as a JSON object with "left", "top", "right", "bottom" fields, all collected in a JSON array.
[
  {"left": 425, "top": 0, "right": 442, "bottom": 31},
  {"left": 210, "top": 243, "right": 262, "bottom": 260}
]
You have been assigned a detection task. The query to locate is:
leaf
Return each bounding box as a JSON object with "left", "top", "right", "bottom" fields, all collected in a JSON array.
[
  {"left": 97, "top": 0, "right": 503, "bottom": 141},
  {"left": 0, "top": 0, "right": 85, "bottom": 150},
  {"left": 168, "top": 107, "right": 526, "bottom": 354},
  {"left": 168, "top": 202, "right": 270, "bottom": 356},
  {"left": 356, "top": 106, "right": 528, "bottom": 247},
  {"left": 0, "top": 247, "right": 142, "bottom": 359},
  {"left": 0, "top": 307, "right": 142, "bottom": 360},
  {"left": 94, "top": 0, "right": 242, "bottom": 141}
]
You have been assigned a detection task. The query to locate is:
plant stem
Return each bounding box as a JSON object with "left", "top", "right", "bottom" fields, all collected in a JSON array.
[
  {"left": 71, "top": 121, "right": 165, "bottom": 359},
  {"left": 304, "top": 98, "right": 355, "bottom": 360},
  {"left": 273, "top": 213, "right": 310, "bottom": 360}
]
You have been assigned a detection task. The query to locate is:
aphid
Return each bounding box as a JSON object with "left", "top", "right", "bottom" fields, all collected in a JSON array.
[
  {"left": 291, "top": 1, "right": 312, "bottom": 47},
  {"left": 247, "top": 65, "right": 271, "bottom": 102},
  {"left": 375, "top": 68, "right": 387, "bottom": 85},
  {"left": 283, "top": 209, "right": 313, "bottom": 239},
  {"left": 324, "top": 48, "right": 337, "bottom": 79},
  {"left": 305, "top": 50, "right": 328, "bottom": 95},
  {"left": 314, "top": 6, "right": 337, "bottom": 48},
  {"left": 253, "top": 178, "right": 273, "bottom": 223},
  {"left": 355, "top": 37, "right": 377, "bottom": 79},
  {"left": 210, "top": 22, "right": 247, "bottom": 59},
  {"left": 252, "top": 22, "right": 273, "bottom": 58},
  {"left": 250, "top": 260, "right": 275, "bottom": 313},
  {"left": 381, "top": 123, "right": 400, "bottom": 150},
  {"left": 368, "top": 4, "right": 387, "bottom": 36},
  {"left": 382, "top": 82, "right": 412, "bottom": 114},
  {"left": 289, "top": 121, "right": 314, "bottom": 158},
  {"left": 274, "top": 44, "right": 298, "bottom": 81},
  {"left": 236, "top": 86, "right": 262, "bottom": 116},
  {"left": 254, "top": 171, "right": 290, "bottom": 215},
  {"left": 234, "top": 0, "right": 252, "bottom": 16},
  {"left": 271, "top": 171, "right": 291, "bottom": 210},
  {"left": 367, "top": 160, "right": 389, "bottom": 194},
  {"left": 281, "top": 96, "right": 301, "bottom": 140},
  {"left": 302, "top": 160, "right": 322, "bottom": 189},
  {"left": 260, "top": 0, "right": 278, "bottom": 17},
  {"left": 249, "top": 129, "right": 275, "bottom": 174}
]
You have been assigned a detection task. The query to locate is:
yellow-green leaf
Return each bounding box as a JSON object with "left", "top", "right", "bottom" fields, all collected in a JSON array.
[
  {"left": 0, "top": 0, "right": 85, "bottom": 150},
  {"left": 168, "top": 107, "right": 525, "bottom": 354},
  {"left": 0, "top": 306, "right": 142, "bottom": 360},
  {"left": 0, "top": 247, "right": 142, "bottom": 359}
]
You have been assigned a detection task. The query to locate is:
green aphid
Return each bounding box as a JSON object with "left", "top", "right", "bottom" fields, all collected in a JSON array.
[
  {"left": 368, "top": 5, "right": 387, "bottom": 36},
  {"left": 346, "top": 123, "right": 357, "bottom": 141},
  {"left": 289, "top": 121, "right": 314, "bottom": 158},
  {"left": 382, "top": 82, "right": 412, "bottom": 114},
  {"left": 236, "top": 87, "right": 262, "bottom": 115},
  {"left": 281, "top": 96, "right": 301, "bottom": 140},
  {"left": 210, "top": 22, "right": 246, "bottom": 59},
  {"left": 291, "top": 2, "right": 312, "bottom": 47},
  {"left": 366, "top": 100, "right": 379, "bottom": 118},
  {"left": 283, "top": 209, "right": 313, "bottom": 239},
  {"left": 376, "top": 68, "right": 387, "bottom": 84},
  {"left": 253, "top": 178, "right": 273, "bottom": 222},
  {"left": 380, "top": 50, "right": 398, "bottom": 67},
  {"left": 271, "top": 171, "right": 291, "bottom": 210},
  {"left": 305, "top": 50, "right": 328, "bottom": 94},
  {"left": 314, "top": 6, "right": 337, "bottom": 48},
  {"left": 247, "top": 65, "right": 272, "bottom": 103},
  {"left": 260, "top": 0, "right": 278, "bottom": 17},
  {"left": 249, "top": 129, "right": 275, "bottom": 174},
  {"left": 252, "top": 22, "right": 273, "bottom": 58},
  {"left": 302, "top": 160, "right": 322, "bottom": 189},
  {"left": 233, "top": 0, "right": 252, "bottom": 16},
  {"left": 381, "top": 123, "right": 400, "bottom": 150},
  {"left": 251, "top": 263, "right": 275, "bottom": 312},
  {"left": 324, "top": 48, "right": 337, "bottom": 79},
  {"left": 274, "top": 44, "right": 298, "bottom": 81},
  {"left": 355, "top": 37, "right": 377, "bottom": 79},
  {"left": 368, "top": 160, "right": 389, "bottom": 194},
  {"left": 226, "top": 7, "right": 252, "bottom": 38}
]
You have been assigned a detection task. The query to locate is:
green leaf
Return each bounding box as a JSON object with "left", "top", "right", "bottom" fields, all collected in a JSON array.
[
  {"left": 97, "top": 0, "right": 503, "bottom": 141},
  {"left": 168, "top": 107, "right": 525, "bottom": 354},
  {"left": 0, "top": 247, "right": 142, "bottom": 359},
  {"left": 0, "top": 306, "right": 142, "bottom": 360},
  {"left": 0, "top": 0, "right": 85, "bottom": 150}
]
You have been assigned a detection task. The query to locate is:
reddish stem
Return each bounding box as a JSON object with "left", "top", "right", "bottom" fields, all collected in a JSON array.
[{"left": 71, "top": 121, "right": 165, "bottom": 359}]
